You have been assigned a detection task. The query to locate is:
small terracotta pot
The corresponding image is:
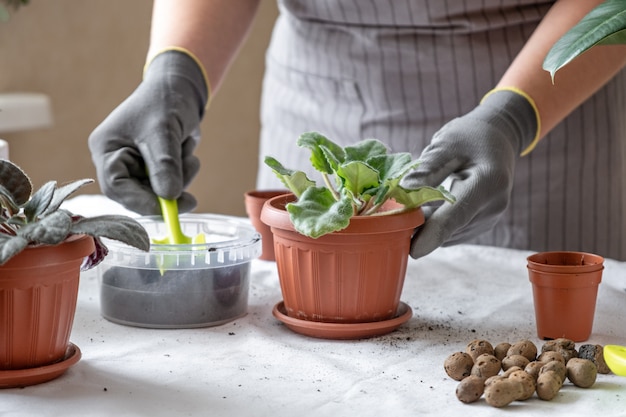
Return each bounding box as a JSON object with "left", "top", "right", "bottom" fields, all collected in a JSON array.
[
  {"left": 527, "top": 251, "right": 603, "bottom": 342},
  {"left": 244, "top": 189, "right": 289, "bottom": 261},
  {"left": 261, "top": 193, "right": 423, "bottom": 325},
  {"left": 0, "top": 234, "right": 95, "bottom": 370}
]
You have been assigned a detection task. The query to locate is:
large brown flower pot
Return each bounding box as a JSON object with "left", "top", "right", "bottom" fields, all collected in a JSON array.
[
  {"left": 244, "top": 189, "right": 289, "bottom": 261},
  {"left": 261, "top": 193, "right": 423, "bottom": 338},
  {"left": 527, "top": 251, "right": 603, "bottom": 342},
  {"left": 0, "top": 234, "right": 94, "bottom": 387}
]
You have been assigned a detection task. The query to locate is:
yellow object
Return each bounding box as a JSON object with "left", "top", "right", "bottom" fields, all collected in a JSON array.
[
  {"left": 151, "top": 197, "right": 206, "bottom": 245},
  {"left": 482, "top": 86, "right": 541, "bottom": 156},
  {"left": 604, "top": 345, "right": 626, "bottom": 376}
]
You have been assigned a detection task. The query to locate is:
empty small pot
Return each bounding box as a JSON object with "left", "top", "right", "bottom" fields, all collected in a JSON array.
[
  {"left": 244, "top": 189, "right": 288, "bottom": 261},
  {"left": 527, "top": 251, "right": 603, "bottom": 342}
]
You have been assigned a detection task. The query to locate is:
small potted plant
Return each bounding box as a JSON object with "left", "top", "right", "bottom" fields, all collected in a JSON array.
[
  {"left": 0, "top": 159, "right": 150, "bottom": 388},
  {"left": 260, "top": 132, "right": 454, "bottom": 339}
]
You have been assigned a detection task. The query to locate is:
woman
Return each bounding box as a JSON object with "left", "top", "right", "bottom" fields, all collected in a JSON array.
[{"left": 89, "top": 0, "right": 626, "bottom": 260}]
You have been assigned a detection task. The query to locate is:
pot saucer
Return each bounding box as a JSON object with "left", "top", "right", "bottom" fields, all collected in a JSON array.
[
  {"left": 272, "top": 301, "right": 413, "bottom": 340},
  {"left": 0, "top": 343, "right": 81, "bottom": 389}
]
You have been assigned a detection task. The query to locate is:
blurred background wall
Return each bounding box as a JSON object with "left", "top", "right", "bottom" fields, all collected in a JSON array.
[{"left": 0, "top": 0, "right": 278, "bottom": 216}]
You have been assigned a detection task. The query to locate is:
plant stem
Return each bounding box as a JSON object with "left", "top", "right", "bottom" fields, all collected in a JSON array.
[{"left": 322, "top": 173, "right": 340, "bottom": 200}]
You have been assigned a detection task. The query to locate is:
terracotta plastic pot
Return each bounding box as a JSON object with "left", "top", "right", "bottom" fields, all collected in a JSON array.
[
  {"left": 0, "top": 234, "right": 94, "bottom": 371},
  {"left": 527, "top": 251, "right": 603, "bottom": 342},
  {"left": 244, "top": 189, "right": 289, "bottom": 261},
  {"left": 261, "top": 193, "right": 423, "bottom": 329}
]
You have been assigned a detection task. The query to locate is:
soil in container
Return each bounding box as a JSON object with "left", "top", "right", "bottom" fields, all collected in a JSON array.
[{"left": 100, "top": 263, "right": 249, "bottom": 328}]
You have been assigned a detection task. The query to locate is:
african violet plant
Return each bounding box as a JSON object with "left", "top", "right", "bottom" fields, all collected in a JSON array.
[
  {"left": 0, "top": 159, "right": 150, "bottom": 267},
  {"left": 264, "top": 131, "right": 455, "bottom": 238},
  {"left": 543, "top": 0, "right": 626, "bottom": 79}
]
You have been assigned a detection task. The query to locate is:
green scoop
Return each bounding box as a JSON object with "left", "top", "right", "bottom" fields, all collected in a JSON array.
[{"left": 151, "top": 197, "right": 206, "bottom": 245}]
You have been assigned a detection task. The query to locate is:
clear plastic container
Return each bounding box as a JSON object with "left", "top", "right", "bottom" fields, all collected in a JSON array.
[{"left": 96, "top": 214, "right": 261, "bottom": 328}]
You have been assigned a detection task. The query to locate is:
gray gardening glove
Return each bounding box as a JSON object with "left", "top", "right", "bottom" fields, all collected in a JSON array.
[
  {"left": 88, "top": 49, "right": 209, "bottom": 215},
  {"left": 401, "top": 89, "right": 539, "bottom": 259}
]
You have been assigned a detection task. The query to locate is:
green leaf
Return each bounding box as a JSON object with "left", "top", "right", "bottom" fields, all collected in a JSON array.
[
  {"left": 543, "top": 0, "right": 626, "bottom": 80},
  {"left": 344, "top": 138, "right": 388, "bottom": 162},
  {"left": 17, "top": 210, "right": 73, "bottom": 245},
  {"left": 390, "top": 185, "right": 456, "bottom": 209},
  {"left": 336, "top": 161, "right": 380, "bottom": 196},
  {"left": 297, "top": 132, "right": 345, "bottom": 174},
  {"left": 368, "top": 153, "right": 418, "bottom": 183},
  {"left": 23, "top": 181, "right": 55, "bottom": 222},
  {"left": 0, "top": 160, "right": 32, "bottom": 206},
  {"left": 70, "top": 215, "right": 151, "bottom": 251},
  {"left": 0, "top": 185, "right": 19, "bottom": 216},
  {"left": 44, "top": 179, "right": 94, "bottom": 215},
  {"left": 264, "top": 156, "right": 316, "bottom": 197},
  {"left": 286, "top": 187, "right": 353, "bottom": 238},
  {"left": 0, "top": 234, "right": 29, "bottom": 265}
]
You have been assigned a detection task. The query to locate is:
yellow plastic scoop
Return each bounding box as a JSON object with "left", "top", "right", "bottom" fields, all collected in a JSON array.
[
  {"left": 604, "top": 345, "right": 626, "bottom": 376},
  {"left": 151, "top": 198, "right": 205, "bottom": 245}
]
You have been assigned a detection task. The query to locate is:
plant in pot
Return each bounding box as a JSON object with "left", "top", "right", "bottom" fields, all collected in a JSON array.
[
  {"left": 260, "top": 131, "right": 455, "bottom": 339},
  {"left": 0, "top": 159, "right": 150, "bottom": 388}
]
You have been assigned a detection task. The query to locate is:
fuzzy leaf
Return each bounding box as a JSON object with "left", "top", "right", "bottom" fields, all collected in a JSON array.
[
  {"left": 0, "top": 160, "right": 32, "bottom": 207},
  {"left": 369, "top": 153, "right": 419, "bottom": 183},
  {"left": 286, "top": 187, "right": 353, "bottom": 238},
  {"left": 264, "top": 156, "right": 316, "bottom": 198},
  {"left": 336, "top": 161, "right": 380, "bottom": 196},
  {"left": 70, "top": 215, "right": 151, "bottom": 252},
  {"left": 44, "top": 179, "right": 94, "bottom": 215},
  {"left": 297, "top": 132, "right": 345, "bottom": 174},
  {"left": 23, "top": 181, "right": 56, "bottom": 222},
  {"left": 344, "top": 138, "right": 388, "bottom": 162},
  {"left": 17, "top": 210, "right": 73, "bottom": 245},
  {"left": 0, "top": 233, "right": 29, "bottom": 265},
  {"left": 543, "top": 0, "right": 626, "bottom": 80},
  {"left": 0, "top": 185, "right": 19, "bottom": 216},
  {"left": 390, "top": 185, "right": 456, "bottom": 208}
]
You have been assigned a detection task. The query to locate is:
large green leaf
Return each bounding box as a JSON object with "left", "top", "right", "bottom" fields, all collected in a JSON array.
[
  {"left": 264, "top": 156, "right": 316, "bottom": 197},
  {"left": 70, "top": 215, "right": 151, "bottom": 251},
  {"left": 45, "top": 178, "right": 94, "bottom": 215},
  {"left": 16, "top": 210, "right": 73, "bottom": 245},
  {"left": 297, "top": 132, "right": 345, "bottom": 174},
  {"left": 390, "top": 185, "right": 456, "bottom": 209},
  {"left": 343, "top": 138, "right": 388, "bottom": 162},
  {"left": 0, "top": 160, "right": 32, "bottom": 207},
  {"left": 23, "top": 181, "right": 55, "bottom": 222},
  {"left": 544, "top": 0, "right": 626, "bottom": 80},
  {"left": 368, "top": 153, "right": 418, "bottom": 183},
  {"left": 0, "top": 234, "right": 29, "bottom": 265},
  {"left": 286, "top": 187, "right": 353, "bottom": 238},
  {"left": 336, "top": 161, "right": 380, "bottom": 196}
]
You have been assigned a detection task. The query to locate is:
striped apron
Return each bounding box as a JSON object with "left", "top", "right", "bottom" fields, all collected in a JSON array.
[{"left": 256, "top": 0, "right": 626, "bottom": 260}]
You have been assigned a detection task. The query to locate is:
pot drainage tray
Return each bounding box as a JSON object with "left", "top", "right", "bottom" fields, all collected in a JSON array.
[
  {"left": 0, "top": 343, "right": 81, "bottom": 389},
  {"left": 272, "top": 301, "right": 413, "bottom": 340}
]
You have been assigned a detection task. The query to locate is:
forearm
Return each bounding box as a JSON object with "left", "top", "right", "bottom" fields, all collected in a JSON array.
[
  {"left": 497, "top": 0, "right": 626, "bottom": 139},
  {"left": 147, "top": 0, "right": 261, "bottom": 94}
]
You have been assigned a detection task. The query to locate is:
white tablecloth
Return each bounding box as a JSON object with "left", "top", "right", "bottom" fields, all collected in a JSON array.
[{"left": 2, "top": 196, "right": 625, "bottom": 417}]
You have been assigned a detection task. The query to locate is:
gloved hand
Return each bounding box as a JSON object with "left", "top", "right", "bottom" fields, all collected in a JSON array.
[
  {"left": 88, "top": 48, "right": 209, "bottom": 215},
  {"left": 401, "top": 88, "right": 540, "bottom": 259}
]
